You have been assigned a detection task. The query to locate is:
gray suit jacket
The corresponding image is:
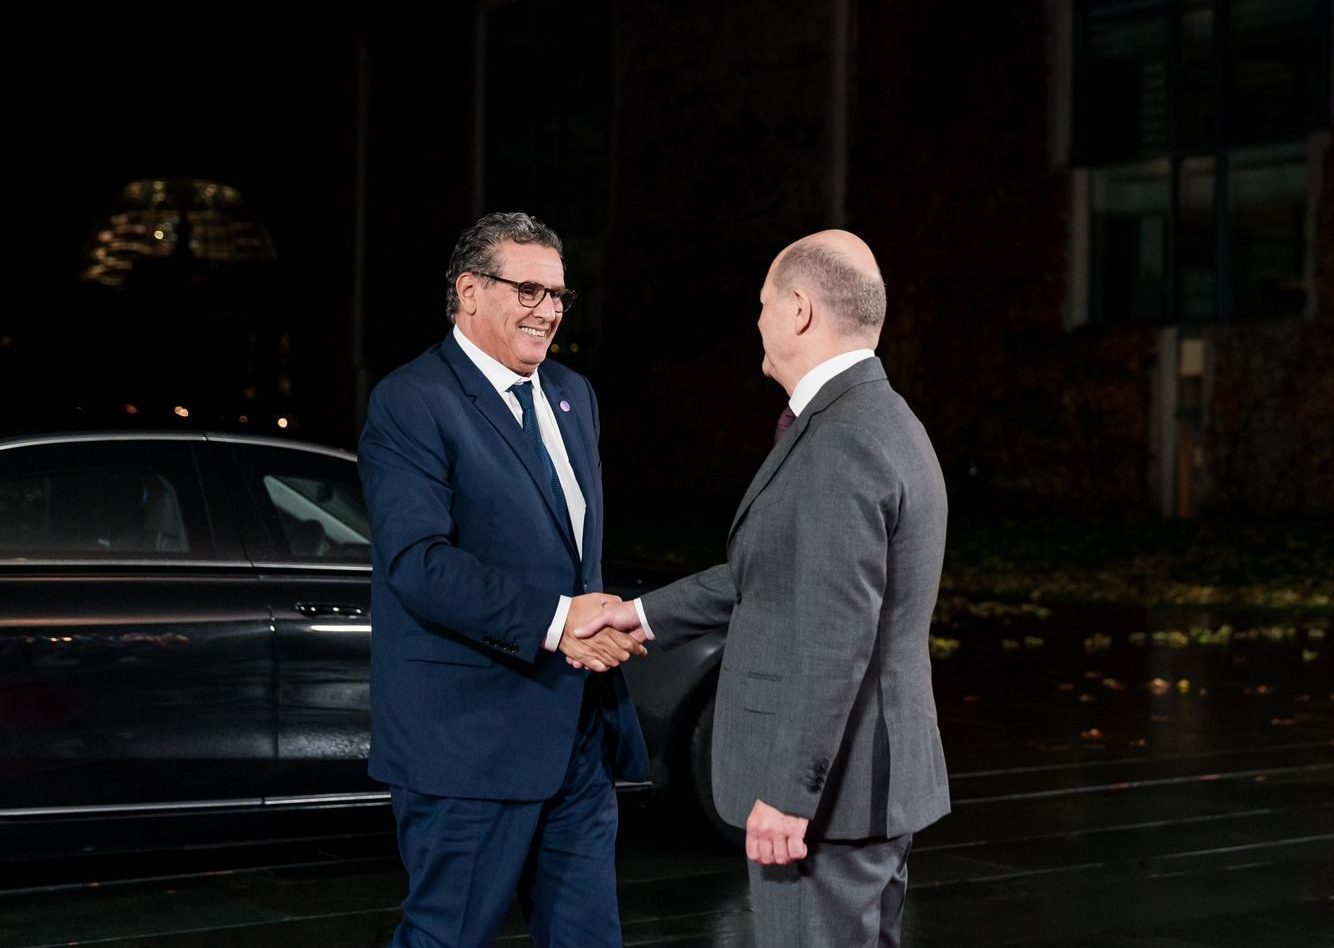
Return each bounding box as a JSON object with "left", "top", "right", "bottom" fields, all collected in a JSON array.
[{"left": 641, "top": 357, "right": 950, "bottom": 840}]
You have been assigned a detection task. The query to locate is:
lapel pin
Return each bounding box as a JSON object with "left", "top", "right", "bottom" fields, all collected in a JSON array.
[{"left": 559, "top": 400, "right": 571, "bottom": 413}]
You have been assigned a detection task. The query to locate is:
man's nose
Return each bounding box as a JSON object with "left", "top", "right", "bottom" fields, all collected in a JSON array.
[{"left": 533, "top": 292, "right": 560, "bottom": 319}]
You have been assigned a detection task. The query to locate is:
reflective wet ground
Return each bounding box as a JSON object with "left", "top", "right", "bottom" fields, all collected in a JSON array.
[{"left": 2, "top": 603, "right": 1330, "bottom": 947}]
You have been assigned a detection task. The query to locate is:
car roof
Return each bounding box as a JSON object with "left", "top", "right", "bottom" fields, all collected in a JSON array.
[{"left": 0, "top": 431, "right": 357, "bottom": 462}]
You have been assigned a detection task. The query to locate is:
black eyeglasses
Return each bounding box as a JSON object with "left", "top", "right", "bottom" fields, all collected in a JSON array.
[{"left": 477, "top": 273, "right": 577, "bottom": 313}]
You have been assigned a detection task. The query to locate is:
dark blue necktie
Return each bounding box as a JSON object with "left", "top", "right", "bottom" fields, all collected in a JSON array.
[{"left": 509, "top": 380, "right": 573, "bottom": 543}]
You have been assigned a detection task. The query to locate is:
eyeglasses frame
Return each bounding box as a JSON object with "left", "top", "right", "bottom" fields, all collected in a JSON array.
[{"left": 475, "top": 272, "right": 577, "bottom": 313}]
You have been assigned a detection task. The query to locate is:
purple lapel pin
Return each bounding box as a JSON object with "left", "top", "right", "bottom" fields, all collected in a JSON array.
[{"left": 559, "top": 400, "right": 571, "bottom": 413}]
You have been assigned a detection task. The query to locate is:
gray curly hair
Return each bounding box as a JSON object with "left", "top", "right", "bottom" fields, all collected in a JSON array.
[{"left": 445, "top": 212, "right": 564, "bottom": 321}]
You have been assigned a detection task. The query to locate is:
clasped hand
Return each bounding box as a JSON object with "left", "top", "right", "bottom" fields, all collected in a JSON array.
[{"left": 558, "top": 595, "right": 649, "bottom": 672}]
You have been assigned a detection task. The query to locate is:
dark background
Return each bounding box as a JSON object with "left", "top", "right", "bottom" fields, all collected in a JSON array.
[
  {"left": 8, "top": 3, "right": 468, "bottom": 446},
  {"left": 6, "top": 0, "right": 1333, "bottom": 558}
]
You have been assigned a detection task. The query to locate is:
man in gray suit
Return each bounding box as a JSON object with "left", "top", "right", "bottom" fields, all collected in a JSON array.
[{"left": 577, "top": 229, "right": 950, "bottom": 946}]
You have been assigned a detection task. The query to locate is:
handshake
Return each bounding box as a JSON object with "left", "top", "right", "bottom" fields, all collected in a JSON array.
[{"left": 557, "top": 593, "right": 649, "bottom": 672}]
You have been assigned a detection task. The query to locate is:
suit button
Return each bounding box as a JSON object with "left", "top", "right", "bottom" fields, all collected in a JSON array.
[{"left": 734, "top": 592, "right": 742, "bottom": 604}]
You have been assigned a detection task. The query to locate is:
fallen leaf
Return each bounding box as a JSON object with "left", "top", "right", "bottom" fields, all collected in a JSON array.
[{"left": 929, "top": 636, "right": 961, "bottom": 659}]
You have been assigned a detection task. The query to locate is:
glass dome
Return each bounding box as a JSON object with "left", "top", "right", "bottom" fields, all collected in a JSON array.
[{"left": 80, "top": 178, "right": 278, "bottom": 288}]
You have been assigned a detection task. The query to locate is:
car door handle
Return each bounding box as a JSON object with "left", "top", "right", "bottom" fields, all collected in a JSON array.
[{"left": 294, "top": 602, "right": 366, "bottom": 618}]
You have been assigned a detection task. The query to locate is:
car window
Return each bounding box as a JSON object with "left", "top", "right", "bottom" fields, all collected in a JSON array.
[
  {"left": 229, "top": 444, "right": 369, "bottom": 564},
  {"left": 0, "top": 441, "right": 211, "bottom": 559},
  {"left": 261, "top": 473, "right": 370, "bottom": 559}
]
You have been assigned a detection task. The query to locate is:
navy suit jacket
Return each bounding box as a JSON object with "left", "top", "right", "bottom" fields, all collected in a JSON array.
[{"left": 358, "top": 332, "right": 648, "bottom": 800}]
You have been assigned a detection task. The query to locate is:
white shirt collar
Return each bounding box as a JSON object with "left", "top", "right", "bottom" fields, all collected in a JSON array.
[
  {"left": 452, "top": 325, "right": 545, "bottom": 398},
  {"left": 788, "top": 349, "right": 876, "bottom": 416}
]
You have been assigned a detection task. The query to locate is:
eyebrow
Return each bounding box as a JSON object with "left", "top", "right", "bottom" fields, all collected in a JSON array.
[{"left": 511, "top": 277, "right": 567, "bottom": 291}]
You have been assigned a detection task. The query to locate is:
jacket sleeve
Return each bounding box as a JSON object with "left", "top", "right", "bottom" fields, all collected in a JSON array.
[
  {"left": 640, "top": 563, "right": 736, "bottom": 651},
  {"left": 358, "top": 377, "right": 559, "bottom": 663}
]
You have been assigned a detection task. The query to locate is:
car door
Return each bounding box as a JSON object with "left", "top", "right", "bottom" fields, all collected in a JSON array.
[
  {"left": 0, "top": 436, "right": 275, "bottom": 813},
  {"left": 217, "top": 438, "right": 378, "bottom": 799}
]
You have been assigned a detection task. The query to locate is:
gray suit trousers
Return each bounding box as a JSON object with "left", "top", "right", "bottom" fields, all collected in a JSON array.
[{"left": 747, "top": 833, "right": 913, "bottom": 948}]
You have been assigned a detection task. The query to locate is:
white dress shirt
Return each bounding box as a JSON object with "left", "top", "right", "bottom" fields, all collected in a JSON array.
[
  {"left": 633, "top": 348, "right": 878, "bottom": 639},
  {"left": 453, "top": 327, "right": 587, "bottom": 652},
  {"left": 786, "top": 349, "right": 876, "bottom": 416}
]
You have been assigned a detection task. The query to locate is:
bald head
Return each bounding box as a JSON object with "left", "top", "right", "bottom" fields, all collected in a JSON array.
[{"left": 771, "top": 230, "right": 885, "bottom": 339}]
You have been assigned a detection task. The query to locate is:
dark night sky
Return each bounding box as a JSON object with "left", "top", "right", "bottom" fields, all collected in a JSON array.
[
  {"left": 9, "top": 5, "right": 481, "bottom": 445},
  {"left": 6, "top": 1, "right": 788, "bottom": 567},
  {"left": 18, "top": 10, "right": 352, "bottom": 298},
  {"left": 7, "top": 1, "right": 787, "bottom": 533}
]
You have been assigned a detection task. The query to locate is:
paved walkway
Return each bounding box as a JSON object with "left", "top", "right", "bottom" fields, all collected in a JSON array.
[{"left": 2, "top": 605, "right": 1330, "bottom": 947}]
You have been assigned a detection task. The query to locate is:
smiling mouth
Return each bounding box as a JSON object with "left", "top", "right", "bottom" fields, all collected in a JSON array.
[{"left": 518, "top": 326, "right": 548, "bottom": 338}]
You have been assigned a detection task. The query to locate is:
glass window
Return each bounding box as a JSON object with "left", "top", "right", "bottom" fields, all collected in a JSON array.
[
  {"left": 1229, "top": 0, "right": 1328, "bottom": 145},
  {"left": 1177, "top": 1, "right": 1219, "bottom": 154},
  {"left": 1077, "top": 0, "right": 1326, "bottom": 162},
  {"left": 260, "top": 473, "right": 369, "bottom": 560},
  {"left": 0, "top": 441, "right": 210, "bottom": 558},
  {"left": 1177, "top": 155, "right": 1217, "bottom": 321},
  {"left": 1075, "top": 0, "right": 1327, "bottom": 324},
  {"left": 230, "top": 445, "right": 369, "bottom": 564},
  {"left": 1078, "top": 1, "right": 1171, "bottom": 163},
  {"left": 1090, "top": 161, "right": 1169, "bottom": 323},
  {"left": 1229, "top": 144, "right": 1309, "bottom": 319},
  {"left": 0, "top": 475, "right": 48, "bottom": 551}
]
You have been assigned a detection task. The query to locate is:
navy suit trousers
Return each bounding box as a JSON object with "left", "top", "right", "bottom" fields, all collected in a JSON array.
[{"left": 389, "top": 687, "right": 621, "bottom": 948}]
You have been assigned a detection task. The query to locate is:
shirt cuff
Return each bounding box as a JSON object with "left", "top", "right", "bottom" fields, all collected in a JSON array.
[
  {"left": 633, "top": 598, "right": 656, "bottom": 641},
  {"left": 544, "top": 595, "right": 573, "bottom": 652}
]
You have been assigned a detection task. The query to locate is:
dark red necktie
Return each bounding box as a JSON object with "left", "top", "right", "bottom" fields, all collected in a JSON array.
[{"left": 774, "top": 407, "right": 797, "bottom": 445}]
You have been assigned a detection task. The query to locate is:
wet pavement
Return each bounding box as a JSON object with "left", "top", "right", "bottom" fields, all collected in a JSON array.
[{"left": 1, "top": 603, "right": 1330, "bottom": 947}]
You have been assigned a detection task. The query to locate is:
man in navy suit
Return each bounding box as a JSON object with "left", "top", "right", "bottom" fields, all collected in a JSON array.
[{"left": 358, "top": 212, "right": 649, "bottom": 948}]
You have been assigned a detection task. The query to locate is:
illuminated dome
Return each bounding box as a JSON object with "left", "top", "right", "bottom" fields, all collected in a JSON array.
[{"left": 80, "top": 178, "right": 278, "bottom": 288}]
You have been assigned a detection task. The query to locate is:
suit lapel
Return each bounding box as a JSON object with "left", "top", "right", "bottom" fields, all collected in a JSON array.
[
  {"left": 729, "top": 357, "right": 889, "bottom": 540},
  {"left": 439, "top": 335, "right": 578, "bottom": 557},
  {"left": 729, "top": 415, "right": 805, "bottom": 538}
]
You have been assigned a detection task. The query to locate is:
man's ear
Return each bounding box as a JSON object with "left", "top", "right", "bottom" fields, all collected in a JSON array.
[
  {"left": 456, "top": 272, "right": 480, "bottom": 316},
  {"left": 792, "top": 288, "right": 814, "bottom": 336}
]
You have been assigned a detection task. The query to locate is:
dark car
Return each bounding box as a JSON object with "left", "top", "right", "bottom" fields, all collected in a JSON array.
[{"left": 0, "top": 432, "right": 725, "bottom": 858}]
